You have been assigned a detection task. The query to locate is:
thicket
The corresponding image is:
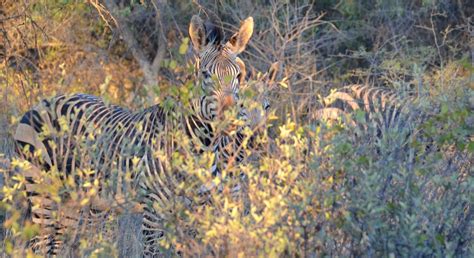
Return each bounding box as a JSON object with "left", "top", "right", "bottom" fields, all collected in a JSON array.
[{"left": 0, "top": 0, "right": 472, "bottom": 256}]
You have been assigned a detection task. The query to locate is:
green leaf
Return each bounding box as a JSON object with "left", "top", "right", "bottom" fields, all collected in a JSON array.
[
  {"left": 440, "top": 103, "right": 449, "bottom": 115},
  {"left": 435, "top": 234, "right": 445, "bottom": 245},
  {"left": 152, "top": 85, "right": 161, "bottom": 96},
  {"left": 467, "top": 141, "right": 474, "bottom": 153},
  {"left": 354, "top": 110, "right": 366, "bottom": 123},
  {"left": 169, "top": 60, "right": 177, "bottom": 70}
]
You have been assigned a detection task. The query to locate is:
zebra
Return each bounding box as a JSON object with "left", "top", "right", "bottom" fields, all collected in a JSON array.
[
  {"left": 311, "top": 84, "right": 427, "bottom": 145},
  {"left": 12, "top": 15, "right": 264, "bottom": 256},
  {"left": 310, "top": 84, "right": 435, "bottom": 203},
  {"left": 310, "top": 84, "right": 440, "bottom": 192},
  {"left": 211, "top": 62, "right": 278, "bottom": 180}
]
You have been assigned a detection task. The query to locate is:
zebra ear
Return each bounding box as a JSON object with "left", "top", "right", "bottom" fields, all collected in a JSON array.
[
  {"left": 227, "top": 17, "right": 254, "bottom": 54},
  {"left": 189, "top": 15, "right": 206, "bottom": 51}
]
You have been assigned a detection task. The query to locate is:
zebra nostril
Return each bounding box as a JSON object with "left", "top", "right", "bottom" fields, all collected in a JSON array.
[{"left": 202, "top": 71, "right": 211, "bottom": 79}]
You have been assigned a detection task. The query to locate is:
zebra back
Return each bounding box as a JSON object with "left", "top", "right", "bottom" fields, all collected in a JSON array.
[
  {"left": 312, "top": 84, "right": 426, "bottom": 145},
  {"left": 14, "top": 93, "right": 180, "bottom": 253}
]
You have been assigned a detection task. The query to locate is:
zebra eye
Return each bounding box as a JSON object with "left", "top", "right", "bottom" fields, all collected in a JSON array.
[{"left": 236, "top": 72, "right": 243, "bottom": 82}]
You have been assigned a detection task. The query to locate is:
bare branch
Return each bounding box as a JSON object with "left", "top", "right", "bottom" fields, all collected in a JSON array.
[
  {"left": 103, "top": 0, "right": 162, "bottom": 91},
  {"left": 150, "top": 0, "right": 167, "bottom": 73}
]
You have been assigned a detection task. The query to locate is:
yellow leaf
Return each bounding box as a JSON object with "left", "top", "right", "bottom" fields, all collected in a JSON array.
[
  {"left": 179, "top": 37, "right": 189, "bottom": 55},
  {"left": 268, "top": 114, "right": 279, "bottom": 121},
  {"left": 325, "top": 211, "right": 331, "bottom": 220},
  {"left": 5, "top": 240, "right": 13, "bottom": 254},
  {"left": 252, "top": 213, "right": 263, "bottom": 223},
  {"left": 327, "top": 176, "right": 334, "bottom": 184},
  {"left": 169, "top": 60, "right": 177, "bottom": 69},
  {"left": 279, "top": 125, "right": 293, "bottom": 139},
  {"left": 88, "top": 188, "right": 97, "bottom": 196},
  {"left": 132, "top": 156, "right": 141, "bottom": 166},
  {"left": 80, "top": 198, "right": 90, "bottom": 206},
  {"left": 278, "top": 81, "right": 288, "bottom": 88},
  {"left": 205, "top": 228, "right": 218, "bottom": 239},
  {"left": 231, "top": 207, "right": 239, "bottom": 218},
  {"left": 212, "top": 177, "right": 221, "bottom": 186}
]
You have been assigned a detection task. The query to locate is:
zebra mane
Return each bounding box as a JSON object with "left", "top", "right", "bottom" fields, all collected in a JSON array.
[{"left": 204, "top": 20, "right": 224, "bottom": 46}]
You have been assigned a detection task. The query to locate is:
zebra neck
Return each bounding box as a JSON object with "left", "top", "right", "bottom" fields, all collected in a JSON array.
[{"left": 182, "top": 97, "right": 216, "bottom": 152}]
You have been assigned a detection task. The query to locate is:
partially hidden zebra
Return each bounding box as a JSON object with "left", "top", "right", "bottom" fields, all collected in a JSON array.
[
  {"left": 312, "top": 84, "right": 431, "bottom": 154},
  {"left": 13, "top": 15, "right": 269, "bottom": 256}
]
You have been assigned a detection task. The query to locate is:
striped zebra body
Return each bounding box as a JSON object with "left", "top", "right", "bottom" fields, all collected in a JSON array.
[
  {"left": 313, "top": 84, "right": 423, "bottom": 143},
  {"left": 16, "top": 94, "right": 178, "bottom": 254},
  {"left": 312, "top": 84, "right": 441, "bottom": 170},
  {"left": 15, "top": 94, "right": 242, "bottom": 255},
  {"left": 14, "top": 15, "right": 261, "bottom": 256},
  {"left": 311, "top": 84, "right": 431, "bottom": 200}
]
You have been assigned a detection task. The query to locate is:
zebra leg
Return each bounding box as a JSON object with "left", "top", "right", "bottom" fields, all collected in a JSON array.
[
  {"left": 27, "top": 196, "right": 76, "bottom": 255},
  {"left": 16, "top": 162, "right": 63, "bottom": 255},
  {"left": 141, "top": 205, "right": 166, "bottom": 257},
  {"left": 23, "top": 164, "right": 95, "bottom": 255},
  {"left": 28, "top": 233, "right": 63, "bottom": 255}
]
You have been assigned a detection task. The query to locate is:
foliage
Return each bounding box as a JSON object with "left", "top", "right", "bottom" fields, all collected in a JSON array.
[{"left": 1, "top": 0, "right": 472, "bottom": 257}]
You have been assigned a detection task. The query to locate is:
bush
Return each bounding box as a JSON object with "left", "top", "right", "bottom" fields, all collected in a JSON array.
[{"left": 1, "top": 0, "right": 472, "bottom": 256}]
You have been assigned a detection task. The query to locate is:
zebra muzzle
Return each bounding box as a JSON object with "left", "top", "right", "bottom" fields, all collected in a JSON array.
[{"left": 218, "top": 94, "right": 236, "bottom": 117}]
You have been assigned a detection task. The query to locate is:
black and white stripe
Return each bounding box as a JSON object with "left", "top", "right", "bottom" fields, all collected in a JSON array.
[
  {"left": 14, "top": 15, "right": 260, "bottom": 256},
  {"left": 312, "top": 84, "right": 424, "bottom": 145},
  {"left": 15, "top": 93, "right": 223, "bottom": 255}
]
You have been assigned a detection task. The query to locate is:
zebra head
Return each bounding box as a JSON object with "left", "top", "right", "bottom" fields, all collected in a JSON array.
[
  {"left": 238, "top": 62, "right": 280, "bottom": 134},
  {"left": 189, "top": 15, "right": 254, "bottom": 120}
]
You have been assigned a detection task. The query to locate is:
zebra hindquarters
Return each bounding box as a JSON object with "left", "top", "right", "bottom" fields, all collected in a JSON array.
[
  {"left": 11, "top": 159, "right": 117, "bottom": 255},
  {"left": 12, "top": 95, "right": 121, "bottom": 255}
]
